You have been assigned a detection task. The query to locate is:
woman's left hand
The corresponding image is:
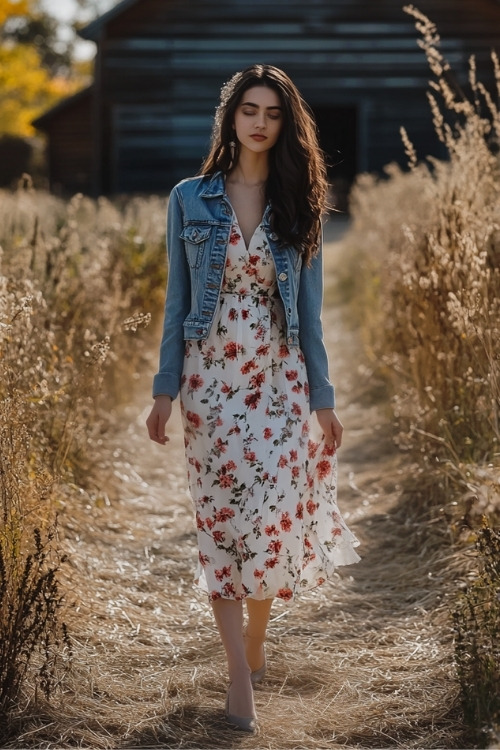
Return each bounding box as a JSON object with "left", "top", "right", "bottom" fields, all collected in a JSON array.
[{"left": 315, "top": 408, "right": 344, "bottom": 449}]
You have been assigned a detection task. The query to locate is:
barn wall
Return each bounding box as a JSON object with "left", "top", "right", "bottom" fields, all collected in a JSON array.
[{"left": 44, "top": 93, "right": 93, "bottom": 195}]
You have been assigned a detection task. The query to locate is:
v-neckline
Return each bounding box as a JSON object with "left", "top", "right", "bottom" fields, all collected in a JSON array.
[{"left": 231, "top": 211, "right": 262, "bottom": 253}]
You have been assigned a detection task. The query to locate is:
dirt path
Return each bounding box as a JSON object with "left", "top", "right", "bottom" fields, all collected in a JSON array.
[{"left": 36, "top": 222, "right": 466, "bottom": 749}]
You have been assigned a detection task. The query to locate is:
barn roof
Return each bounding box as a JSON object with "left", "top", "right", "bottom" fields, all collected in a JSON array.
[
  {"left": 78, "top": 0, "right": 138, "bottom": 40},
  {"left": 32, "top": 86, "right": 93, "bottom": 129}
]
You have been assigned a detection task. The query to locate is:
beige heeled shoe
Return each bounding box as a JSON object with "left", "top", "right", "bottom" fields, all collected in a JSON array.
[
  {"left": 243, "top": 630, "right": 267, "bottom": 686},
  {"left": 225, "top": 682, "right": 258, "bottom": 733}
]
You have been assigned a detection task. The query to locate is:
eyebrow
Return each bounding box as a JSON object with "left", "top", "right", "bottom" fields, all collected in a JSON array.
[{"left": 241, "top": 101, "right": 282, "bottom": 110}]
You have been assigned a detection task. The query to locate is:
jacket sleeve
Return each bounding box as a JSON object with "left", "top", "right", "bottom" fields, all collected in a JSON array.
[
  {"left": 152, "top": 187, "right": 190, "bottom": 399},
  {"left": 297, "top": 232, "right": 335, "bottom": 411}
]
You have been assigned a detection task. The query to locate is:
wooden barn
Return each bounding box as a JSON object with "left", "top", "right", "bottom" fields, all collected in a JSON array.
[{"left": 33, "top": 0, "right": 500, "bottom": 200}]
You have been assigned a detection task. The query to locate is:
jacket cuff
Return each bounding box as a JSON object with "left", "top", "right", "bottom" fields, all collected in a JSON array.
[
  {"left": 309, "top": 384, "right": 335, "bottom": 412},
  {"left": 152, "top": 372, "right": 180, "bottom": 400}
]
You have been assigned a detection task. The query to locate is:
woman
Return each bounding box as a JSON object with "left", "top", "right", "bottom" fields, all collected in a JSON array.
[{"left": 146, "top": 64, "right": 360, "bottom": 734}]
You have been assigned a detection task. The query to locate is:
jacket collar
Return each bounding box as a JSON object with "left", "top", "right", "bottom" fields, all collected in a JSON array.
[
  {"left": 200, "top": 170, "right": 272, "bottom": 225},
  {"left": 200, "top": 171, "right": 225, "bottom": 198}
]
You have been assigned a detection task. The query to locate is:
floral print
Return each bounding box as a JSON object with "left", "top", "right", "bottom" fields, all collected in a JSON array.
[{"left": 180, "top": 220, "right": 360, "bottom": 601}]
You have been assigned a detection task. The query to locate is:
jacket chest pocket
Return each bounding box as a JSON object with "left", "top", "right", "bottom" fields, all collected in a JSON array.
[{"left": 180, "top": 226, "right": 211, "bottom": 268}]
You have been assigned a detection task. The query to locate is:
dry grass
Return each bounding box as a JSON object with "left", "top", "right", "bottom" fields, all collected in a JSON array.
[
  {"left": 0, "top": 182, "right": 166, "bottom": 738},
  {"left": 338, "top": 7, "right": 500, "bottom": 746},
  {"left": 2, "top": 297, "right": 469, "bottom": 749}
]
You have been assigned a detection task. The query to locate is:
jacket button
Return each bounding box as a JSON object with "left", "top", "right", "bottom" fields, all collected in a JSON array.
[
  {"left": 278, "top": 272, "right": 288, "bottom": 282},
  {"left": 288, "top": 337, "right": 293, "bottom": 344},
  {"left": 270, "top": 232, "right": 278, "bottom": 241}
]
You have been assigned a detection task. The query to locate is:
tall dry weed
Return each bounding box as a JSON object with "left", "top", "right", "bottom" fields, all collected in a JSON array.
[
  {"left": 0, "top": 182, "right": 167, "bottom": 733},
  {"left": 344, "top": 8, "right": 500, "bottom": 466},
  {"left": 340, "top": 7, "right": 500, "bottom": 742}
]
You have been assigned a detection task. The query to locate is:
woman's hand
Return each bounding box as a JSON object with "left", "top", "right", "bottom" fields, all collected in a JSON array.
[
  {"left": 146, "top": 395, "right": 172, "bottom": 445},
  {"left": 315, "top": 408, "right": 344, "bottom": 449}
]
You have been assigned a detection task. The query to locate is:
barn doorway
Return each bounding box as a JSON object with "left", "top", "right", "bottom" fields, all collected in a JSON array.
[{"left": 312, "top": 105, "right": 358, "bottom": 212}]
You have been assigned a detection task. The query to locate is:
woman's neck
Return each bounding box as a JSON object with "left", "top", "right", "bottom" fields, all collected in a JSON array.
[{"left": 227, "top": 149, "right": 269, "bottom": 187}]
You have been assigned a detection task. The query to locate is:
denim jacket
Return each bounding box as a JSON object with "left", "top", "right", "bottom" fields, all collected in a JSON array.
[{"left": 152, "top": 172, "right": 335, "bottom": 411}]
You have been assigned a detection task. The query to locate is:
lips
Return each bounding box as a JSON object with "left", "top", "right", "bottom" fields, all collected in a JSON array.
[{"left": 250, "top": 134, "right": 267, "bottom": 141}]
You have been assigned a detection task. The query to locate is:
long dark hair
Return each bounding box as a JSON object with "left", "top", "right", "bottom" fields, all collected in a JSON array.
[{"left": 200, "top": 64, "right": 329, "bottom": 264}]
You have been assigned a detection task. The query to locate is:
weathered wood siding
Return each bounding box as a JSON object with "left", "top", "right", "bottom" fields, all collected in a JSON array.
[
  {"left": 35, "top": 89, "right": 93, "bottom": 195},
  {"left": 48, "top": 0, "right": 500, "bottom": 196}
]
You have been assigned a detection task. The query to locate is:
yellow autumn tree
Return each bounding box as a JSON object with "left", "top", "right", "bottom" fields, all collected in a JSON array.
[{"left": 0, "top": 0, "right": 85, "bottom": 136}]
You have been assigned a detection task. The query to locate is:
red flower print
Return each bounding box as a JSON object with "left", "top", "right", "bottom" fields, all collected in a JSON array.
[
  {"left": 241, "top": 309, "right": 250, "bottom": 320},
  {"left": 215, "top": 507, "right": 235, "bottom": 522},
  {"left": 229, "top": 227, "right": 241, "bottom": 244},
  {"left": 188, "top": 456, "right": 202, "bottom": 473},
  {"left": 317, "top": 459, "right": 331, "bottom": 480},
  {"left": 214, "top": 437, "right": 227, "bottom": 453},
  {"left": 224, "top": 341, "right": 242, "bottom": 360},
  {"left": 244, "top": 390, "right": 262, "bottom": 410},
  {"left": 296, "top": 502, "right": 304, "bottom": 519},
  {"left": 292, "top": 466, "right": 300, "bottom": 479},
  {"left": 277, "top": 587, "right": 293, "bottom": 601},
  {"left": 196, "top": 513, "right": 204, "bottom": 530},
  {"left": 285, "top": 370, "right": 298, "bottom": 381},
  {"left": 304, "top": 536, "right": 313, "bottom": 549},
  {"left": 253, "top": 569, "right": 265, "bottom": 579},
  {"left": 291, "top": 402, "right": 302, "bottom": 416},
  {"left": 219, "top": 473, "right": 234, "bottom": 489},
  {"left": 302, "top": 421, "right": 309, "bottom": 437},
  {"left": 289, "top": 449, "right": 298, "bottom": 462},
  {"left": 206, "top": 517, "right": 215, "bottom": 530},
  {"left": 264, "top": 556, "right": 279, "bottom": 569},
  {"left": 250, "top": 371, "right": 265, "bottom": 388},
  {"left": 187, "top": 411, "right": 202, "bottom": 428},
  {"left": 332, "top": 526, "right": 342, "bottom": 537},
  {"left": 322, "top": 442, "right": 336, "bottom": 457},
  {"left": 278, "top": 455, "right": 288, "bottom": 468},
  {"left": 268, "top": 539, "right": 283, "bottom": 554},
  {"left": 210, "top": 591, "right": 222, "bottom": 601},
  {"left": 223, "top": 582, "right": 236, "bottom": 597},
  {"left": 256, "top": 344, "right": 270, "bottom": 356},
  {"left": 215, "top": 565, "right": 232, "bottom": 581},
  {"left": 199, "top": 495, "right": 211, "bottom": 505},
  {"left": 265, "top": 524, "right": 279, "bottom": 537},
  {"left": 199, "top": 552, "right": 209, "bottom": 566},
  {"left": 221, "top": 382, "right": 231, "bottom": 394},
  {"left": 308, "top": 439, "right": 319, "bottom": 458},
  {"left": 224, "top": 460, "right": 237, "bottom": 472},
  {"left": 263, "top": 427, "right": 273, "bottom": 440},
  {"left": 280, "top": 512, "right": 292, "bottom": 532},
  {"left": 304, "top": 382, "right": 310, "bottom": 396},
  {"left": 213, "top": 530, "right": 226, "bottom": 543},
  {"left": 278, "top": 344, "right": 290, "bottom": 358},
  {"left": 228, "top": 307, "right": 238, "bottom": 321},
  {"left": 306, "top": 499, "right": 318, "bottom": 515},
  {"left": 228, "top": 424, "right": 241, "bottom": 435},
  {"left": 249, "top": 253, "right": 260, "bottom": 265},
  {"left": 188, "top": 374, "right": 204, "bottom": 391},
  {"left": 241, "top": 358, "right": 258, "bottom": 374},
  {"left": 292, "top": 383, "right": 302, "bottom": 393},
  {"left": 317, "top": 577, "right": 326, "bottom": 585},
  {"left": 244, "top": 450, "right": 257, "bottom": 462}
]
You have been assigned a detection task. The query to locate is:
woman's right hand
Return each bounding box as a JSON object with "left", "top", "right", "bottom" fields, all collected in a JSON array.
[{"left": 146, "top": 395, "right": 172, "bottom": 445}]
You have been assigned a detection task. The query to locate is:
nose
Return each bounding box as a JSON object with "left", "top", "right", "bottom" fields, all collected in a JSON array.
[{"left": 255, "top": 111, "right": 266, "bottom": 129}]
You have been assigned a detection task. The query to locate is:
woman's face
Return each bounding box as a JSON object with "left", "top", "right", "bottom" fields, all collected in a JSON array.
[{"left": 233, "top": 85, "right": 283, "bottom": 154}]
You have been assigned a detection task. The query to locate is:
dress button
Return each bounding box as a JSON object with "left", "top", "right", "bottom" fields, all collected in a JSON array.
[{"left": 278, "top": 272, "right": 288, "bottom": 282}]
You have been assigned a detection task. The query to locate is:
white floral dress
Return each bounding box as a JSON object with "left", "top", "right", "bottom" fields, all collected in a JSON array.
[{"left": 180, "top": 218, "right": 360, "bottom": 602}]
